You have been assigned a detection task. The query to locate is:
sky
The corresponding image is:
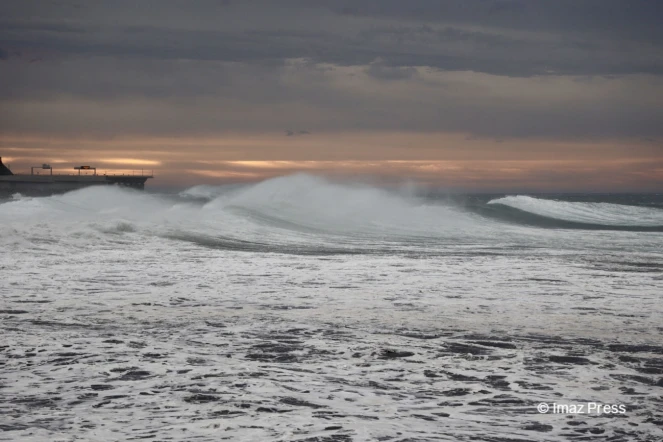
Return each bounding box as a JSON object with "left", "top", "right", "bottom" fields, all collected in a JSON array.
[{"left": 1, "top": 0, "right": 662, "bottom": 191}]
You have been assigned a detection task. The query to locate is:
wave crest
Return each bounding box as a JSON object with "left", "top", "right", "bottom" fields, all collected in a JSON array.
[{"left": 488, "top": 195, "right": 663, "bottom": 227}]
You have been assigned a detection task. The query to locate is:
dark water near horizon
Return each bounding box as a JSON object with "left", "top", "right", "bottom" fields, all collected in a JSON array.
[{"left": 1, "top": 174, "right": 662, "bottom": 441}]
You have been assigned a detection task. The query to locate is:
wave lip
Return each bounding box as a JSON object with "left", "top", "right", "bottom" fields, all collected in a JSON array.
[{"left": 488, "top": 195, "right": 663, "bottom": 228}]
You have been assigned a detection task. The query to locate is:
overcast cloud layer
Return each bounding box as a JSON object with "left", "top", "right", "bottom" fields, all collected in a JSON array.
[{"left": 0, "top": 0, "right": 661, "bottom": 189}]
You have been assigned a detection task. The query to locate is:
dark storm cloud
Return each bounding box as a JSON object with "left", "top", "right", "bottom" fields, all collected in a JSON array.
[
  {"left": 0, "top": 0, "right": 661, "bottom": 77},
  {"left": 0, "top": 19, "right": 86, "bottom": 34},
  {"left": 0, "top": 0, "right": 662, "bottom": 141},
  {"left": 326, "top": 0, "right": 663, "bottom": 43}
]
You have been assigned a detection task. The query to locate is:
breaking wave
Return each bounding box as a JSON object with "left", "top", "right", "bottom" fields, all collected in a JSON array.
[
  {"left": 199, "top": 174, "right": 481, "bottom": 235},
  {"left": 0, "top": 175, "right": 497, "bottom": 254},
  {"left": 1, "top": 175, "right": 661, "bottom": 254},
  {"left": 488, "top": 195, "right": 663, "bottom": 229}
]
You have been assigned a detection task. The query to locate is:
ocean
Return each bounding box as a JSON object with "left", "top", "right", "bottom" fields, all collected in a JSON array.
[{"left": 1, "top": 174, "right": 662, "bottom": 441}]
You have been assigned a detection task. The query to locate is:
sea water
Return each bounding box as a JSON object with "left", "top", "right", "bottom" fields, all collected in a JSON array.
[{"left": 1, "top": 174, "right": 662, "bottom": 441}]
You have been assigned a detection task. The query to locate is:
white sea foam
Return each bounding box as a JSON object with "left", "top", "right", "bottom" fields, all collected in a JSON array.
[
  {"left": 0, "top": 175, "right": 499, "bottom": 252},
  {"left": 1, "top": 176, "right": 663, "bottom": 441},
  {"left": 3, "top": 176, "right": 662, "bottom": 257},
  {"left": 203, "top": 174, "right": 484, "bottom": 237}
]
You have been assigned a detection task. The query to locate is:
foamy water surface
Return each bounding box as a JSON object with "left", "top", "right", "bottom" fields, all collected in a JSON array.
[{"left": 1, "top": 175, "right": 662, "bottom": 441}]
